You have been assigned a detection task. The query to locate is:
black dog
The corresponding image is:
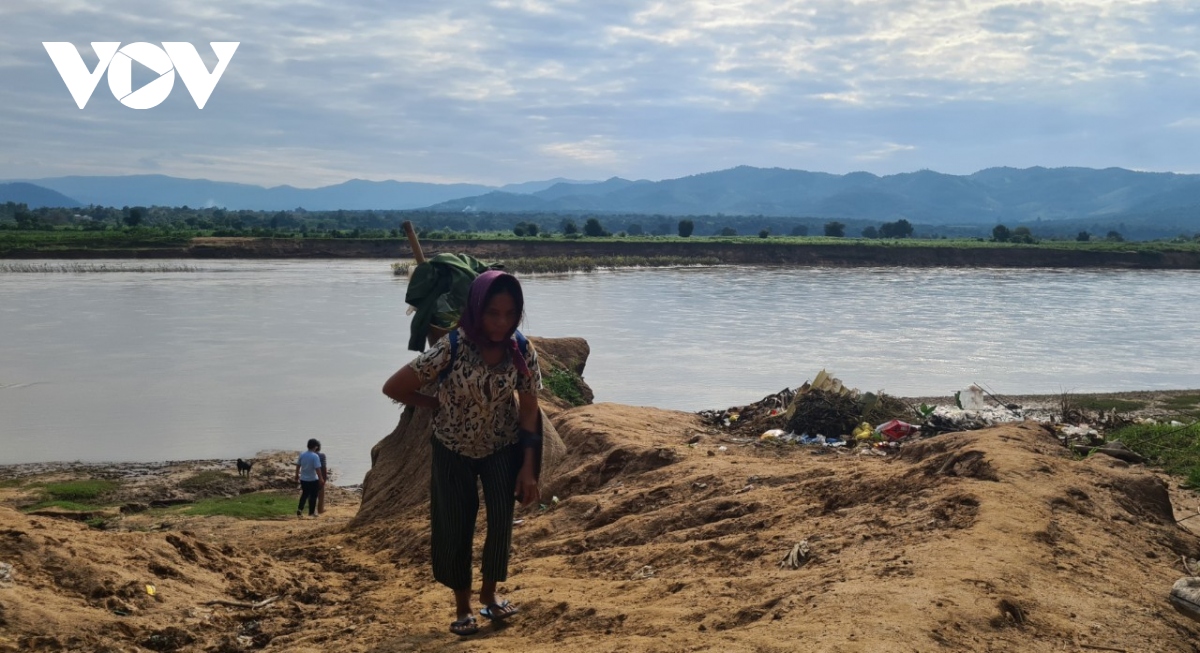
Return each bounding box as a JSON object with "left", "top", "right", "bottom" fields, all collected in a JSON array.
[{"left": 236, "top": 458, "right": 253, "bottom": 478}]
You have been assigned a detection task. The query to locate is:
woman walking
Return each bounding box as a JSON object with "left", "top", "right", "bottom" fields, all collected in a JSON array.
[{"left": 383, "top": 270, "right": 542, "bottom": 636}]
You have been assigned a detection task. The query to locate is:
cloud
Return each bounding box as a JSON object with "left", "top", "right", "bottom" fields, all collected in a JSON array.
[
  {"left": 854, "top": 142, "right": 917, "bottom": 162},
  {"left": 3, "top": 0, "right": 1200, "bottom": 186}
]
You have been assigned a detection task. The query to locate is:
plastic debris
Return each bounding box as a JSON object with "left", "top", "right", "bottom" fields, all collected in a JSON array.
[
  {"left": 0, "top": 562, "right": 13, "bottom": 588},
  {"left": 852, "top": 422, "right": 875, "bottom": 442},
  {"left": 956, "top": 385, "right": 986, "bottom": 410},
  {"left": 876, "top": 419, "right": 920, "bottom": 441},
  {"left": 1170, "top": 577, "right": 1200, "bottom": 624},
  {"left": 760, "top": 429, "right": 786, "bottom": 440},
  {"left": 717, "top": 446, "right": 728, "bottom": 452},
  {"left": 1059, "top": 424, "right": 1098, "bottom": 438},
  {"left": 925, "top": 405, "right": 1026, "bottom": 432},
  {"left": 631, "top": 565, "right": 656, "bottom": 580},
  {"left": 145, "top": 584, "right": 156, "bottom": 596},
  {"left": 780, "top": 541, "right": 810, "bottom": 569}
]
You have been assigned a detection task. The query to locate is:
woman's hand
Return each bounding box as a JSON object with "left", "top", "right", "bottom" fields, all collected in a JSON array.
[{"left": 515, "top": 465, "right": 539, "bottom": 506}]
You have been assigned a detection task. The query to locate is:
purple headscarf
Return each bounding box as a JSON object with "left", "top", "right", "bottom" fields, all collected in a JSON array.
[{"left": 458, "top": 270, "right": 529, "bottom": 376}]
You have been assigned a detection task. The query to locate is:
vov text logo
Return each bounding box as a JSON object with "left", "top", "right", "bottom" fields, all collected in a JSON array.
[{"left": 43, "top": 42, "right": 239, "bottom": 109}]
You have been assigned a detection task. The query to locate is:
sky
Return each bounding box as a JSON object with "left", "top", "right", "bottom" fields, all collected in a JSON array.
[{"left": 3, "top": 0, "right": 1200, "bottom": 188}]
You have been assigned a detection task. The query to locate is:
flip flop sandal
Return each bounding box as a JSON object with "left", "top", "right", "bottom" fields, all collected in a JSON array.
[
  {"left": 450, "top": 614, "right": 479, "bottom": 636},
  {"left": 480, "top": 600, "right": 519, "bottom": 621}
]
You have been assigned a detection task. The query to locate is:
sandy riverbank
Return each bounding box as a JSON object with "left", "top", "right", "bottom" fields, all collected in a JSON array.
[{"left": 1, "top": 384, "right": 1199, "bottom": 652}]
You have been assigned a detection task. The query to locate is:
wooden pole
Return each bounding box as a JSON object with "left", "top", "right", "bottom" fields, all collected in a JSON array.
[{"left": 401, "top": 221, "right": 425, "bottom": 264}]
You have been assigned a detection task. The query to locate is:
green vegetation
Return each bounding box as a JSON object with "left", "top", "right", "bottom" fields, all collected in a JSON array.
[
  {"left": 1109, "top": 421, "right": 1200, "bottom": 488},
  {"left": 1161, "top": 394, "right": 1200, "bottom": 413},
  {"left": 1069, "top": 397, "right": 1148, "bottom": 413},
  {"left": 544, "top": 368, "right": 587, "bottom": 406},
  {"left": 1, "top": 263, "right": 200, "bottom": 273},
  {"left": 179, "top": 470, "right": 238, "bottom": 491},
  {"left": 0, "top": 479, "right": 23, "bottom": 489},
  {"left": 22, "top": 499, "right": 103, "bottom": 512},
  {"left": 393, "top": 255, "right": 723, "bottom": 276},
  {"left": 4, "top": 200, "right": 1200, "bottom": 257},
  {"left": 181, "top": 492, "right": 297, "bottom": 519},
  {"left": 39, "top": 479, "right": 118, "bottom": 502},
  {"left": 0, "top": 227, "right": 193, "bottom": 253}
]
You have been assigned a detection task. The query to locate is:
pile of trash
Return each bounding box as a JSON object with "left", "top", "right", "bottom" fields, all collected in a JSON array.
[
  {"left": 699, "top": 371, "right": 922, "bottom": 450},
  {"left": 697, "top": 386, "right": 795, "bottom": 435},
  {"left": 699, "top": 374, "right": 1061, "bottom": 453}
]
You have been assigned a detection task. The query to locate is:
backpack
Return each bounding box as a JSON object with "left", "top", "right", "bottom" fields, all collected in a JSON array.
[{"left": 438, "top": 329, "right": 530, "bottom": 383}]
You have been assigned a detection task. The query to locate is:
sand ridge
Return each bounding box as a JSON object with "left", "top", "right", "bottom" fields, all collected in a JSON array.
[{"left": 3, "top": 402, "right": 1200, "bottom": 652}]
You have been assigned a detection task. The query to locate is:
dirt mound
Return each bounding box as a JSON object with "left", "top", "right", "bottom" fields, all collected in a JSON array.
[
  {"left": 335, "top": 405, "right": 1200, "bottom": 651},
  {"left": 4, "top": 402, "right": 1200, "bottom": 651},
  {"left": 0, "top": 506, "right": 361, "bottom": 652},
  {"left": 349, "top": 336, "right": 588, "bottom": 530}
]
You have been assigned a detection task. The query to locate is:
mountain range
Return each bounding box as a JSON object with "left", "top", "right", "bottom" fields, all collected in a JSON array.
[{"left": 5, "top": 167, "right": 1200, "bottom": 229}]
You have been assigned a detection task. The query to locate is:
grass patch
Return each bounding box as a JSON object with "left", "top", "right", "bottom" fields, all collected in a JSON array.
[
  {"left": 182, "top": 492, "right": 297, "bottom": 519},
  {"left": 1161, "top": 394, "right": 1200, "bottom": 411},
  {"left": 0, "top": 479, "right": 24, "bottom": 489},
  {"left": 1109, "top": 421, "right": 1200, "bottom": 486},
  {"left": 41, "top": 479, "right": 118, "bottom": 501},
  {"left": 179, "top": 470, "right": 238, "bottom": 491},
  {"left": 545, "top": 368, "right": 587, "bottom": 406},
  {"left": 1069, "top": 397, "right": 1147, "bottom": 413},
  {"left": 22, "top": 499, "right": 103, "bottom": 512}
]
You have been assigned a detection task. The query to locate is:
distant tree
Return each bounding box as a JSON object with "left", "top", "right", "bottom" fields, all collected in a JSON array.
[
  {"left": 719, "top": 226, "right": 738, "bottom": 237},
  {"left": 790, "top": 224, "right": 809, "bottom": 237},
  {"left": 678, "top": 219, "right": 694, "bottom": 238},
  {"left": 861, "top": 226, "right": 879, "bottom": 239},
  {"left": 758, "top": 229, "right": 770, "bottom": 238},
  {"left": 561, "top": 219, "right": 579, "bottom": 235},
  {"left": 1010, "top": 226, "right": 1035, "bottom": 243},
  {"left": 1105, "top": 230, "right": 1124, "bottom": 242},
  {"left": 879, "top": 219, "right": 913, "bottom": 238},
  {"left": 1076, "top": 230, "right": 1090, "bottom": 242},
  {"left": 824, "top": 221, "right": 845, "bottom": 238},
  {"left": 583, "top": 217, "right": 608, "bottom": 237},
  {"left": 627, "top": 223, "right": 644, "bottom": 236},
  {"left": 992, "top": 224, "right": 1011, "bottom": 242},
  {"left": 512, "top": 221, "right": 539, "bottom": 237},
  {"left": 124, "top": 206, "right": 145, "bottom": 227}
]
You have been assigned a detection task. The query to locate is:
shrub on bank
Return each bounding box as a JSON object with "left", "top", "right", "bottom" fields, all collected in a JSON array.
[{"left": 1108, "top": 421, "right": 1200, "bottom": 488}]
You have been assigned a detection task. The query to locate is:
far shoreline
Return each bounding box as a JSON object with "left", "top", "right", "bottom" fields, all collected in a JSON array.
[{"left": 4, "top": 236, "right": 1200, "bottom": 269}]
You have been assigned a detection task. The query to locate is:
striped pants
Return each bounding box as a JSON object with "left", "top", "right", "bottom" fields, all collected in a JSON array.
[{"left": 430, "top": 436, "right": 520, "bottom": 591}]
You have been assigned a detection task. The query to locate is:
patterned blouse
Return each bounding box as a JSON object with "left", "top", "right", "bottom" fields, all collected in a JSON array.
[{"left": 408, "top": 328, "right": 543, "bottom": 458}]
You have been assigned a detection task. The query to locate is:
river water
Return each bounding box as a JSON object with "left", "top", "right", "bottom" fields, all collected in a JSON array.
[{"left": 2, "top": 260, "right": 1197, "bottom": 483}]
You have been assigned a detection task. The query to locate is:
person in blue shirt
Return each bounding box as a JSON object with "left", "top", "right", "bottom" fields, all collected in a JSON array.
[{"left": 295, "top": 438, "right": 324, "bottom": 517}]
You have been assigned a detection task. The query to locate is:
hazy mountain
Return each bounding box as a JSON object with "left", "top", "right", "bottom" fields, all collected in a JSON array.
[
  {"left": 533, "top": 177, "right": 650, "bottom": 200},
  {"left": 424, "top": 165, "right": 1200, "bottom": 228},
  {"left": 14, "top": 175, "right": 495, "bottom": 211},
  {"left": 499, "top": 178, "right": 600, "bottom": 194},
  {"left": 9, "top": 167, "right": 1200, "bottom": 233},
  {"left": 0, "top": 182, "right": 81, "bottom": 208}
]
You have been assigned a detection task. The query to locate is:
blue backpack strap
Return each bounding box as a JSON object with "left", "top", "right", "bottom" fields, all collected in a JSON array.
[
  {"left": 514, "top": 329, "right": 528, "bottom": 358},
  {"left": 438, "top": 329, "right": 459, "bottom": 383}
]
